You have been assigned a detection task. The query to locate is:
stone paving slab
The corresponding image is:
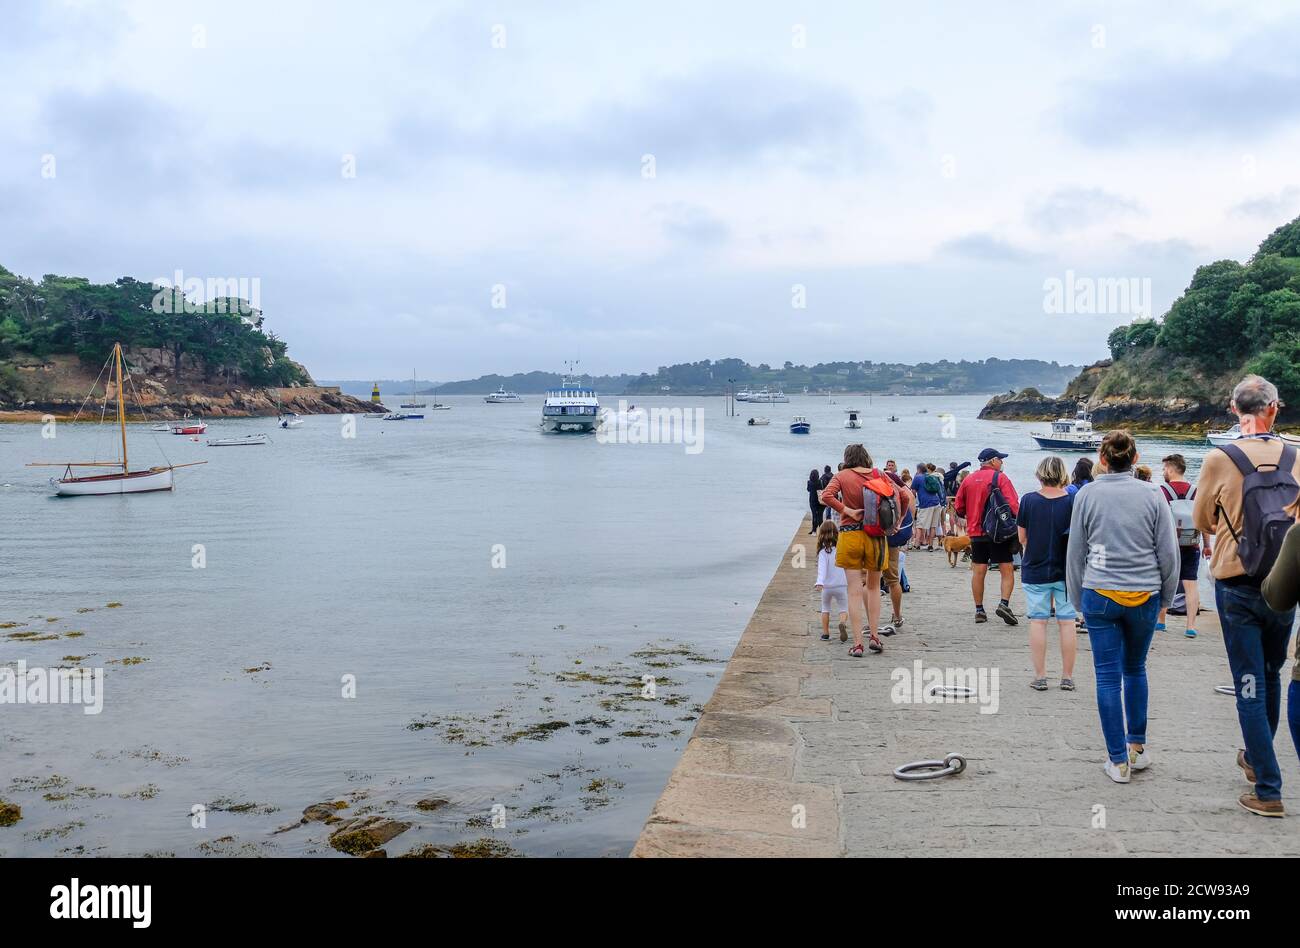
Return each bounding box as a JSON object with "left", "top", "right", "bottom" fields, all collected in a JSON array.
[{"left": 633, "top": 517, "right": 1300, "bottom": 857}]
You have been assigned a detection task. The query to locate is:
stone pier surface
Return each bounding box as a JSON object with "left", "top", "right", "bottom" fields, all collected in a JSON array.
[{"left": 632, "top": 517, "right": 1300, "bottom": 857}]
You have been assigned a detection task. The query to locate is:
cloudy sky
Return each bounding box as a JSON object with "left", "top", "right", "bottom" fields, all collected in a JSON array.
[{"left": 3, "top": 0, "right": 1300, "bottom": 379}]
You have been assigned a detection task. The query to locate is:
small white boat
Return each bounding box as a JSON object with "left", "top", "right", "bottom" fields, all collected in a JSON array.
[
  {"left": 382, "top": 411, "right": 422, "bottom": 421},
  {"left": 1031, "top": 405, "right": 1102, "bottom": 451},
  {"left": 747, "top": 417, "right": 770, "bottom": 426},
  {"left": 1206, "top": 424, "right": 1243, "bottom": 446},
  {"left": 278, "top": 413, "right": 305, "bottom": 429},
  {"left": 790, "top": 416, "right": 811, "bottom": 434},
  {"left": 844, "top": 408, "right": 862, "bottom": 429},
  {"left": 400, "top": 370, "right": 428, "bottom": 408},
  {"left": 207, "top": 434, "right": 269, "bottom": 447},
  {"left": 170, "top": 415, "right": 206, "bottom": 435}
]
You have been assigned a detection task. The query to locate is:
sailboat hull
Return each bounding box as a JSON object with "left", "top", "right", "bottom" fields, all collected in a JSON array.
[{"left": 53, "top": 468, "right": 174, "bottom": 496}]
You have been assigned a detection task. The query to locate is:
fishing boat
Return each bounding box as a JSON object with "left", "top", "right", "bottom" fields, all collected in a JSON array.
[
  {"left": 790, "top": 416, "right": 811, "bottom": 434},
  {"left": 28, "top": 343, "right": 205, "bottom": 496},
  {"left": 1031, "top": 405, "right": 1102, "bottom": 451},
  {"left": 484, "top": 386, "right": 523, "bottom": 404},
  {"left": 747, "top": 417, "right": 770, "bottom": 426},
  {"left": 207, "top": 434, "right": 269, "bottom": 447},
  {"left": 399, "top": 370, "right": 428, "bottom": 409},
  {"left": 541, "top": 363, "right": 599, "bottom": 432},
  {"left": 1206, "top": 423, "right": 1244, "bottom": 447},
  {"left": 844, "top": 408, "right": 862, "bottom": 429}
]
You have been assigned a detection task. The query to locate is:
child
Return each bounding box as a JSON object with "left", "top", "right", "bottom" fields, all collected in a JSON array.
[{"left": 815, "top": 520, "right": 849, "bottom": 642}]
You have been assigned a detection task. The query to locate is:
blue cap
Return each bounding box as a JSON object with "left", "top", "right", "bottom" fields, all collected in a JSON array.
[{"left": 978, "top": 448, "right": 1008, "bottom": 462}]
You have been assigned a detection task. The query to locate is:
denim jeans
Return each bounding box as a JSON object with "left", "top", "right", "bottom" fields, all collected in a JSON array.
[
  {"left": 1215, "top": 582, "right": 1295, "bottom": 801},
  {"left": 1291, "top": 681, "right": 1300, "bottom": 765},
  {"left": 1082, "top": 589, "right": 1160, "bottom": 764}
]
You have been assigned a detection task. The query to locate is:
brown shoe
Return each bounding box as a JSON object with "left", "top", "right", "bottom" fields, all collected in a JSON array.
[
  {"left": 1238, "top": 792, "right": 1284, "bottom": 818},
  {"left": 838, "top": 621, "right": 848, "bottom": 643},
  {"left": 1237, "top": 749, "right": 1257, "bottom": 785}
]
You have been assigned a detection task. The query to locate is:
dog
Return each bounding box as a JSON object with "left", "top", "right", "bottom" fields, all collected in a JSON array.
[{"left": 943, "top": 534, "right": 972, "bottom": 568}]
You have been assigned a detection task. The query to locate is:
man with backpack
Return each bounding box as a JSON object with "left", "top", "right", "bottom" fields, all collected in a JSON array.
[
  {"left": 1156, "top": 454, "right": 1212, "bottom": 638},
  {"left": 912, "top": 463, "right": 945, "bottom": 551},
  {"left": 1193, "top": 375, "right": 1300, "bottom": 817},
  {"left": 954, "top": 448, "right": 1021, "bottom": 625}
]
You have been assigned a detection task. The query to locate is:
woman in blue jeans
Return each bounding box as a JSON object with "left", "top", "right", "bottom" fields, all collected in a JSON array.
[{"left": 1066, "top": 431, "right": 1180, "bottom": 784}]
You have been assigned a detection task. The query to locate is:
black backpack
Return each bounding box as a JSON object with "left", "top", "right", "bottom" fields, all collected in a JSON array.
[
  {"left": 981, "top": 470, "right": 1018, "bottom": 543},
  {"left": 1218, "top": 441, "right": 1299, "bottom": 579}
]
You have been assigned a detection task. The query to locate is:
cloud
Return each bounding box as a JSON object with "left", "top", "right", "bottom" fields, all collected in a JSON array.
[
  {"left": 1230, "top": 187, "right": 1300, "bottom": 219},
  {"left": 1026, "top": 187, "right": 1143, "bottom": 233},
  {"left": 653, "top": 202, "right": 729, "bottom": 247},
  {"left": 388, "top": 67, "right": 887, "bottom": 176},
  {"left": 938, "top": 233, "right": 1041, "bottom": 263},
  {"left": 1057, "top": 30, "right": 1300, "bottom": 145}
]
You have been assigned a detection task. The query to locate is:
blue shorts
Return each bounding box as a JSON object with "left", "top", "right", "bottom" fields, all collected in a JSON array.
[
  {"left": 1178, "top": 545, "right": 1201, "bottom": 582},
  {"left": 1023, "top": 581, "right": 1077, "bottom": 621}
]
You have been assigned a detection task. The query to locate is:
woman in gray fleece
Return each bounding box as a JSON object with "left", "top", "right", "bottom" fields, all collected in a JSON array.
[{"left": 1066, "top": 430, "right": 1180, "bottom": 784}]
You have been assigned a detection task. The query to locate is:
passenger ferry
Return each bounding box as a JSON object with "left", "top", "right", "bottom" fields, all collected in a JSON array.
[
  {"left": 748, "top": 387, "right": 790, "bottom": 404},
  {"left": 1031, "top": 405, "right": 1103, "bottom": 451},
  {"left": 541, "top": 365, "right": 600, "bottom": 432},
  {"left": 484, "top": 386, "right": 523, "bottom": 404}
]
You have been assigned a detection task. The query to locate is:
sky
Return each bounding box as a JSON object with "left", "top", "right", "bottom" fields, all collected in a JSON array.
[{"left": 2, "top": 0, "right": 1300, "bottom": 380}]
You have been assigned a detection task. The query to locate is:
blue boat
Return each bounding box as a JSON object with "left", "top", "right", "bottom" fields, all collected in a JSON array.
[{"left": 790, "top": 416, "right": 811, "bottom": 434}]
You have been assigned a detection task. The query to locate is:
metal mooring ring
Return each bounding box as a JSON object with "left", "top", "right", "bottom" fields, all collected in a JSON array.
[
  {"left": 1214, "top": 685, "right": 1236, "bottom": 696},
  {"left": 893, "top": 753, "right": 968, "bottom": 781},
  {"left": 927, "top": 685, "right": 977, "bottom": 699}
]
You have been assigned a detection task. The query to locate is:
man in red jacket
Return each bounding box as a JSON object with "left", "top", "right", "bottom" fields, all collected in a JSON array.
[{"left": 954, "top": 448, "right": 1020, "bottom": 625}]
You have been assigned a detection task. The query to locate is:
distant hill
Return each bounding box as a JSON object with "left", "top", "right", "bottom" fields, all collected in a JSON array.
[
  {"left": 981, "top": 213, "right": 1300, "bottom": 431},
  {"left": 329, "top": 357, "right": 1081, "bottom": 399}
]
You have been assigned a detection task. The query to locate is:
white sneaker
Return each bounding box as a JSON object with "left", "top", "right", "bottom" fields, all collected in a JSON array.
[
  {"left": 1128, "top": 747, "right": 1151, "bottom": 771},
  {"left": 1104, "top": 759, "right": 1131, "bottom": 784}
]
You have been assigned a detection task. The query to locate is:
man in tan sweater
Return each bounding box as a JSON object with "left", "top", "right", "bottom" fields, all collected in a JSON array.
[{"left": 1193, "top": 375, "right": 1300, "bottom": 817}]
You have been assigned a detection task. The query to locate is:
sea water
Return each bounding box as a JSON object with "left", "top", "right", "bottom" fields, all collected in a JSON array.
[{"left": 0, "top": 395, "right": 1217, "bottom": 856}]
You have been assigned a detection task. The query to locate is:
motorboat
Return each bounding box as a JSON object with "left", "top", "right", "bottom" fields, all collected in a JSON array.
[
  {"left": 381, "top": 411, "right": 421, "bottom": 421},
  {"left": 1031, "top": 405, "right": 1103, "bottom": 451},
  {"left": 484, "top": 386, "right": 523, "bottom": 404},
  {"left": 790, "top": 416, "right": 811, "bottom": 434},
  {"left": 747, "top": 417, "right": 770, "bottom": 426},
  {"left": 278, "top": 413, "right": 306, "bottom": 428},
  {"left": 844, "top": 408, "right": 862, "bottom": 429},
  {"left": 1206, "top": 424, "right": 1244, "bottom": 446},
  {"left": 171, "top": 415, "right": 206, "bottom": 435}
]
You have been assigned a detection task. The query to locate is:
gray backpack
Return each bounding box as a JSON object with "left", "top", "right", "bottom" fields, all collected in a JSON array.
[{"left": 1218, "top": 441, "right": 1299, "bottom": 579}]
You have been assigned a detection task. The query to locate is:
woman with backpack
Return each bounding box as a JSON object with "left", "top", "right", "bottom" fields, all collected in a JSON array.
[
  {"left": 820, "top": 444, "right": 902, "bottom": 656},
  {"left": 1066, "top": 430, "right": 1180, "bottom": 784}
]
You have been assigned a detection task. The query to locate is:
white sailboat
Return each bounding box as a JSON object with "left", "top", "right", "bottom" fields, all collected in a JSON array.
[
  {"left": 28, "top": 343, "right": 205, "bottom": 496},
  {"left": 400, "top": 370, "right": 428, "bottom": 409}
]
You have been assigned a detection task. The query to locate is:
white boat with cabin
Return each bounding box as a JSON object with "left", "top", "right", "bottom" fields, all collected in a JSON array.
[
  {"left": 541, "top": 364, "right": 599, "bottom": 432},
  {"left": 844, "top": 408, "right": 862, "bottom": 429},
  {"left": 1206, "top": 424, "right": 1244, "bottom": 447},
  {"left": 484, "top": 386, "right": 523, "bottom": 404},
  {"left": 1031, "top": 405, "right": 1103, "bottom": 451}
]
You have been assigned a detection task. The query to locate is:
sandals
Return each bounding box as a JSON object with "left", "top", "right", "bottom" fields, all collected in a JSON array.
[
  {"left": 868, "top": 633, "right": 883, "bottom": 653},
  {"left": 849, "top": 643, "right": 865, "bottom": 657}
]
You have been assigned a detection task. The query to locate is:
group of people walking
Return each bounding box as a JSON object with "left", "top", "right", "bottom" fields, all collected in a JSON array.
[{"left": 807, "top": 375, "right": 1300, "bottom": 814}]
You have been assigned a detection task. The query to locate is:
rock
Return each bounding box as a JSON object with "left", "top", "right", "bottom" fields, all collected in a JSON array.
[
  {"left": 328, "top": 816, "right": 412, "bottom": 856},
  {"left": 0, "top": 800, "right": 20, "bottom": 827},
  {"left": 415, "top": 798, "right": 450, "bottom": 812},
  {"left": 361, "top": 848, "right": 387, "bottom": 858},
  {"left": 302, "top": 801, "right": 349, "bottom": 823}
]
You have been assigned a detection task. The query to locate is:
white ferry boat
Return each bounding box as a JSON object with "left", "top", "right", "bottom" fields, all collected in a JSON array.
[
  {"left": 541, "top": 366, "right": 599, "bottom": 432},
  {"left": 484, "top": 386, "right": 523, "bottom": 404},
  {"left": 735, "top": 389, "right": 753, "bottom": 402},
  {"left": 1031, "top": 405, "right": 1103, "bottom": 451},
  {"left": 748, "top": 387, "right": 790, "bottom": 404}
]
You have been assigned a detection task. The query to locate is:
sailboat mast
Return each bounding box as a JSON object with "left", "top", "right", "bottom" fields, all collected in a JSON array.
[{"left": 115, "top": 343, "right": 128, "bottom": 471}]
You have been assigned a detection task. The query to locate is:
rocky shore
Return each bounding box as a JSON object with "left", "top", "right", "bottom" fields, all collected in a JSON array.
[
  {"left": 0, "top": 351, "right": 380, "bottom": 421},
  {"left": 978, "top": 389, "right": 1229, "bottom": 434}
]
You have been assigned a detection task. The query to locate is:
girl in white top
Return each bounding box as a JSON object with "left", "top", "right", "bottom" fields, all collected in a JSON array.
[{"left": 815, "top": 520, "right": 850, "bottom": 641}]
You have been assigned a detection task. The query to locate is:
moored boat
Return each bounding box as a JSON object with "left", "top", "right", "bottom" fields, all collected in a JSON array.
[
  {"left": 747, "top": 416, "right": 770, "bottom": 426},
  {"left": 1206, "top": 424, "right": 1244, "bottom": 446},
  {"left": 28, "top": 343, "right": 204, "bottom": 496},
  {"left": 790, "top": 416, "right": 811, "bottom": 434},
  {"left": 207, "top": 434, "right": 269, "bottom": 447}
]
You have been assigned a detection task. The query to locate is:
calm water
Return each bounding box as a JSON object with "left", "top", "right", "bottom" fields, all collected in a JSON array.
[{"left": 0, "top": 395, "right": 1215, "bottom": 856}]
